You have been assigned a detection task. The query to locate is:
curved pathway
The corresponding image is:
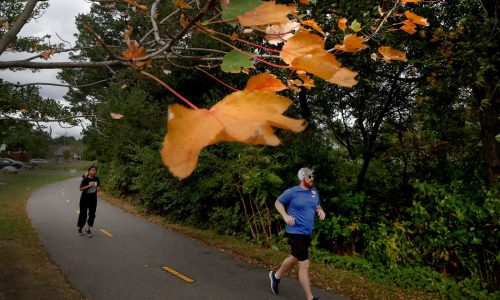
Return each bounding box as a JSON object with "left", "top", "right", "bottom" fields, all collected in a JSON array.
[{"left": 28, "top": 177, "right": 348, "bottom": 300}]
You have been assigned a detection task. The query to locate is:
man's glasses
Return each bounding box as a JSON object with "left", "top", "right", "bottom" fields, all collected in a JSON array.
[{"left": 305, "top": 174, "right": 314, "bottom": 180}]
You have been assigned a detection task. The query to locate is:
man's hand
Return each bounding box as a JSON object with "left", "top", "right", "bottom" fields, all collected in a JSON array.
[
  {"left": 317, "top": 209, "right": 326, "bottom": 220},
  {"left": 284, "top": 215, "right": 295, "bottom": 226}
]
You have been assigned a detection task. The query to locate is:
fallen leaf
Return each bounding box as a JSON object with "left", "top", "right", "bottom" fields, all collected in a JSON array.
[
  {"left": 301, "top": 20, "right": 325, "bottom": 36},
  {"left": 245, "top": 73, "right": 287, "bottom": 92},
  {"left": 338, "top": 18, "right": 347, "bottom": 31},
  {"left": 161, "top": 91, "right": 306, "bottom": 178},
  {"left": 265, "top": 21, "right": 300, "bottom": 45},
  {"left": 402, "top": 0, "right": 421, "bottom": 3},
  {"left": 20, "top": 108, "right": 28, "bottom": 113},
  {"left": 334, "top": 34, "right": 368, "bottom": 53},
  {"left": 405, "top": 11, "right": 429, "bottom": 26},
  {"left": 400, "top": 20, "right": 417, "bottom": 34},
  {"left": 378, "top": 46, "right": 408, "bottom": 63},
  {"left": 239, "top": 1, "right": 297, "bottom": 26},
  {"left": 110, "top": 113, "right": 125, "bottom": 119}
]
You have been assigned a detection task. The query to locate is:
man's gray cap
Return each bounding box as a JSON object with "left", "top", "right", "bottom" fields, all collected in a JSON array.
[{"left": 297, "top": 167, "right": 314, "bottom": 180}]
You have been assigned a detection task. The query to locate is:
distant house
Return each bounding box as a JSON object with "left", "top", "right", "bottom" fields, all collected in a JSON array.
[{"left": 54, "top": 145, "right": 71, "bottom": 161}]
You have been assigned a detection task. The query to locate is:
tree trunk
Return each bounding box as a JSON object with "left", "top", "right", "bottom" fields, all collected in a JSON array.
[{"left": 475, "top": 84, "right": 500, "bottom": 185}]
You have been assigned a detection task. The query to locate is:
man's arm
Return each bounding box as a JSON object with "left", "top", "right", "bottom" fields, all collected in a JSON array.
[
  {"left": 275, "top": 200, "right": 295, "bottom": 226},
  {"left": 316, "top": 205, "right": 326, "bottom": 220}
]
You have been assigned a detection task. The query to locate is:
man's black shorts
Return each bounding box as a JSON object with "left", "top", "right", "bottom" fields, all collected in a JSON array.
[{"left": 286, "top": 233, "right": 311, "bottom": 261}]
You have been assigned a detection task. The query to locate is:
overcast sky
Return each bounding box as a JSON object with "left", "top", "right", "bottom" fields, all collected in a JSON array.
[{"left": 0, "top": 0, "right": 92, "bottom": 138}]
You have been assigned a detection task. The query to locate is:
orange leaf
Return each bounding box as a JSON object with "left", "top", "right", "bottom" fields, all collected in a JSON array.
[
  {"left": 41, "top": 49, "right": 55, "bottom": 60},
  {"left": 291, "top": 49, "right": 358, "bottom": 87},
  {"left": 123, "top": 47, "right": 151, "bottom": 67},
  {"left": 239, "top": 1, "right": 297, "bottom": 26},
  {"left": 299, "top": 0, "right": 310, "bottom": 3},
  {"left": 297, "top": 73, "right": 315, "bottom": 89},
  {"left": 402, "top": 0, "right": 422, "bottom": 2},
  {"left": 161, "top": 91, "right": 306, "bottom": 178},
  {"left": 280, "top": 31, "right": 324, "bottom": 65},
  {"left": 123, "top": 0, "right": 147, "bottom": 10},
  {"left": 172, "top": 0, "right": 192, "bottom": 9},
  {"left": 180, "top": 14, "right": 190, "bottom": 28},
  {"left": 400, "top": 20, "right": 417, "bottom": 34},
  {"left": 405, "top": 11, "right": 429, "bottom": 26},
  {"left": 334, "top": 34, "right": 368, "bottom": 53},
  {"left": 265, "top": 21, "right": 300, "bottom": 45},
  {"left": 338, "top": 18, "right": 347, "bottom": 31},
  {"left": 301, "top": 20, "right": 325, "bottom": 36},
  {"left": 245, "top": 73, "right": 287, "bottom": 92},
  {"left": 378, "top": 46, "right": 408, "bottom": 63}
]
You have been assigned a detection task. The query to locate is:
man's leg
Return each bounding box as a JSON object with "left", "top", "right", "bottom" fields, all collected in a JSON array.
[
  {"left": 276, "top": 255, "right": 298, "bottom": 278},
  {"left": 298, "top": 259, "right": 314, "bottom": 300}
]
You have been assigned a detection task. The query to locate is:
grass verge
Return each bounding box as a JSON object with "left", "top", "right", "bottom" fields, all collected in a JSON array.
[
  {"left": 99, "top": 192, "right": 443, "bottom": 300},
  {"left": 0, "top": 173, "right": 83, "bottom": 300}
]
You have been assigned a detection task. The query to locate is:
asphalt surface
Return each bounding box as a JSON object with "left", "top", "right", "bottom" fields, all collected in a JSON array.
[{"left": 27, "top": 177, "right": 348, "bottom": 300}]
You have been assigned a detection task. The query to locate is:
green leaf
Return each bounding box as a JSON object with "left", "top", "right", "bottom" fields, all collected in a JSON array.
[
  {"left": 495, "top": 133, "right": 500, "bottom": 142},
  {"left": 350, "top": 20, "right": 362, "bottom": 32},
  {"left": 221, "top": 0, "right": 262, "bottom": 21},
  {"left": 221, "top": 50, "right": 254, "bottom": 73}
]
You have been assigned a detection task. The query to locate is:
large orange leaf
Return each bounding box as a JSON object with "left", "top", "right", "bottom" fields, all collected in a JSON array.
[
  {"left": 291, "top": 49, "right": 358, "bottom": 87},
  {"left": 280, "top": 31, "right": 324, "bottom": 65},
  {"left": 161, "top": 105, "right": 224, "bottom": 179},
  {"left": 334, "top": 34, "right": 368, "bottom": 53},
  {"left": 378, "top": 46, "right": 408, "bottom": 63},
  {"left": 400, "top": 20, "right": 417, "bottom": 34},
  {"left": 245, "top": 73, "right": 287, "bottom": 92},
  {"left": 405, "top": 11, "right": 429, "bottom": 26},
  {"left": 239, "top": 1, "right": 297, "bottom": 26},
  {"left": 161, "top": 90, "right": 306, "bottom": 178},
  {"left": 402, "top": 0, "right": 421, "bottom": 3}
]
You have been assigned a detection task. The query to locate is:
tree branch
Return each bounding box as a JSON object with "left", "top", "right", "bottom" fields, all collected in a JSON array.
[
  {"left": 0, "top": 0, "right": 42, "bottom": 55},
  {"left": 0, "top": 78, "right": 112, "bottom": 88}
]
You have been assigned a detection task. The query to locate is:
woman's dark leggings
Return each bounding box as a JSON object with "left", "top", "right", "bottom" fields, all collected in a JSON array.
[{"left": 77, "top": 196, "right": 97, "bottom": 228}]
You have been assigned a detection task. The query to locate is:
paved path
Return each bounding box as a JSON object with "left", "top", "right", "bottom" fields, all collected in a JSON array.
[{"left": 27, "top": 177, "right": 348, "bottom": 300}]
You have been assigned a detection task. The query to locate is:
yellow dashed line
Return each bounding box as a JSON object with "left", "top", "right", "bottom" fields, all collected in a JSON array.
[
  {"left": 162, "top": 266, "right": 194, "bottom": 283},
  {"left": 100, "top": 229, "right": 113, "bottom": 237}
]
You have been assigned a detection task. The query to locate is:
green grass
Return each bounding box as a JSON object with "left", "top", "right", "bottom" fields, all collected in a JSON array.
[{"left": 0, "top": 173, "right": 83, "bottom": 300}]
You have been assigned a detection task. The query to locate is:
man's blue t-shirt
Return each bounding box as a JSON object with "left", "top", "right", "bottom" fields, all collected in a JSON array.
[{"left": 278, "top": 186, "right": 320, "bottom": 235}]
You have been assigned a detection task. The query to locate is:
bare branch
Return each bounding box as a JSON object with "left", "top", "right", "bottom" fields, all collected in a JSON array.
[
  {"left": 0, "top": 78, "right": 112, "bottom": 88},
  {"left": 0, "top": 114, "right": 93, "bottom": 122}
]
